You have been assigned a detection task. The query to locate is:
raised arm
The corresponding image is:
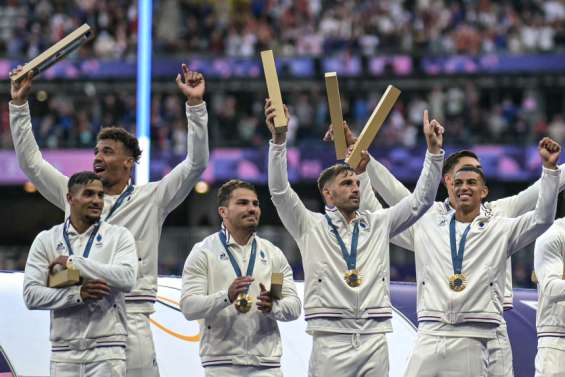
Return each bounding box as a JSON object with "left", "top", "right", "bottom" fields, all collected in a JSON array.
[
  {"left": 266, "top": 99, "right": 316, "bottom": 240},
  {"left": 180, "top": 244, "right": 231, "bottom": 320},
  {"left": 9, "top": 68, "right": 68, "bottom": 210},
  {"left": 489, "top": 163, "right": 565, "bottom": 218},
  {"left": 155, "top": 65, "right": 209, "bottom": 215},
  {"left": 507, "top": 138, "right": 561, "bottom": 255},
  {"left": 270, "top": 248, "right": 301, "bottom": 322},
  {"left": 358, "top": 169, "right": 382, "bottom": 212},
  {"left": 68, "top": 228, "right": 137, "bottom": 292},
  {"left": 23, "top": 233, "right": 83, "bottom": 310},
  {"left": 380, "top": 111, "right": 444, "bottom": 236},
  {"left": 365, "top": 157, "right": 411, "bottom": 206},
  {"left": 534, "top": 220, "right": 565, "bottom": 301}
]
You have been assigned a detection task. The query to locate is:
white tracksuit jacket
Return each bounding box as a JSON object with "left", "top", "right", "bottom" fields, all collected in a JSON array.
[
  {"left": 268, "top": 141, "right": 443, "bottom": 334},
  {"left": 363, "top": 157, "right": 565, "bottom": 310},
  {"left": 10, "top": 101, "right": 208, "bottom": 313},
  {"left": 534, "top": 218, "right": 565, "bottom": 343},
  {"left": 180, "top": 227, "right": 301, "bottom": 368},
  {"left": 23, "top": 221, "right": 137, "bottom": 362},
  {"left": 368, "top": 166, "right": 558, "bottom": 327}
]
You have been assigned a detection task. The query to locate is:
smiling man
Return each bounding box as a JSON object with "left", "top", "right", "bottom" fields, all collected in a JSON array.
[
  {"left": 10, "top": 64, "right": 209, "bottom": 377},
  {"left": 23, "top": 171, "right": 137, "bottom": 377},
  {"left": 350, "top": 133, "right": 565, "bottom": 376},
  {"left": 180, "top": 179, "right": 300, "bottom": 377},
  {"left": 266, "top": 100, "right": 444, "bottom": 377},
  {"left": 360, "top": 138, "right": 560, "bottom": 376}
]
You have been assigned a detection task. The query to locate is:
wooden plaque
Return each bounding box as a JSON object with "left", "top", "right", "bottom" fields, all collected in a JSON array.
[
  {"left": 10, "top": 24, "right": 93, "bottom": 83},
  {"left": 270, "top": 272, "right": 283, "bottom": 300},
  {"left": 48, "top": 269, "right": 80, "bottom": 288},
  {"left": 345, "top": 85, "right": 401, "bottom": 169},
  {"left": 260, "top": 50, "right": 288, "bottom": 133},
  {"left": 325, "top": 72, "right": 347, "bottom": 160}
]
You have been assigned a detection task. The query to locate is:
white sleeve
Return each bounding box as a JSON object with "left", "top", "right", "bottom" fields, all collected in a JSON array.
[
  {"left": 23, "top": 233, "right": 84, "bottom": 310},
  {"left": 358, "top": 170, "right": 382, "bottom": 212},
  {"left": 365, "top": 156, "right": 411, "bottom": 205},
  {"left": 154, "top": 102, "right": 209, "bottom": 216},
  {"left": 506, "top": 167, "right": 560, "bottom": 255},
  {"left": 490, "top": 163, "right": 565, "bottom": 217},
  {"left": 270, "top": 248, "right": 301, "bottom": 322},
  {"left": 534, "top": 222, "right": 565, "bottom": 301},
  {"left": 180, "top": 245, "right": 231, "bottom": 320},
  {"left": 268, "top": 141, "right": 316, "bottom": 241},
  {"left": 380, "top": 151, "right": 444, "bottom": 237},
  {"left": 68, "top": 229, "right": 137, "bottom": 292},
  {"left": 390, "top": 228, "right": 416, "bottom": 252},
  {"left": 9, "top": 101, "right": 68, "bottom": 210}
]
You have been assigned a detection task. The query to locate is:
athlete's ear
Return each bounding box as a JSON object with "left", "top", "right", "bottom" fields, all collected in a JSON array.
[
  {"left": 322, "top": 187, "right": 334, "bottom": 206},
  {"left": 218, "top": 206, "right": 227, "bottom": 220},
  {"left": 480, "top": 185, "right": 488, "bottom": 201}
]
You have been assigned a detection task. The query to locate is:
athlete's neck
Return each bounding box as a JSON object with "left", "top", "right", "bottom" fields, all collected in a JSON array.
[
  {"left": 455, "top": 206, "right": 480, "bottom": 223},
  {"left": 69, "top": 215, "right": 94, "bottom": 234},
  {"left": 225, "top": 223, "right": 254, "bottom": 246},
  {"left": 104, "top": 180, "right": 129, "bottom": 196},
  {"left": 338, "top": 208, "right": 357, "bottom": 224}
]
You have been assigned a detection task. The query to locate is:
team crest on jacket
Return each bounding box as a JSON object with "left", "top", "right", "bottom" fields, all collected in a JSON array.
[
  {"left": 56, "top": 242, "right": 65, "bottom": 251},
  {"left": 219, "top": 252, "right": 228, "bottom": 261},
  {"left": 260, "top": 250, "right": 268, "bottom": 263},
  {"left": 95, "top": 234, "right": 103, "bottom": 247}
]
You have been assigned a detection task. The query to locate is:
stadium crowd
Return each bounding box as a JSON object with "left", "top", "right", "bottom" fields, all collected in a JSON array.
[
  {"left": 1, "top": 0, "right": 565, "bottom": 60},
  {"left": 1, "top": 84, "right": 563, "bottom": 152}
]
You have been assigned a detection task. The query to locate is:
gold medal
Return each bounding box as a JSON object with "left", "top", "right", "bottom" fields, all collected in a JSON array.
[
  {"left": 234, "top": 293, "right": 253, "bottom": 313},
  {"left": 344, "top": 269, "right": 362, "bottom": 287},
  {"left": 448, "top": 273, "right": 467, "bottom": 292}
]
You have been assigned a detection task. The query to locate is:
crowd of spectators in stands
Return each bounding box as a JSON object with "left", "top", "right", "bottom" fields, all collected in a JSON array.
[
  {"left": 1, "top": 0, "right": 565, "bottom": 60},
  {"left": 1, "top": 84, "right": 563, "bottom": 153},
  {"left": 165, "top": 0, "right": 565, "bottom": 57}
]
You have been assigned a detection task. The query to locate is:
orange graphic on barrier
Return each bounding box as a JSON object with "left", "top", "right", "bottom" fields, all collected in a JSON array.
[{"left": 149, "top": 295, "right": 201, "bottom": 342}]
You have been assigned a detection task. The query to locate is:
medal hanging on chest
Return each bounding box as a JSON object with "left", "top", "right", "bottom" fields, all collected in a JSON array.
[
  {"left": 449, "top": 215, "right": 471, "bottom": 292},
  {"left": 219, "top": 230, "right": 257, "bottom": 313},
  {"left": 325, "top": 215, "right": 361, "bottom": 288}
]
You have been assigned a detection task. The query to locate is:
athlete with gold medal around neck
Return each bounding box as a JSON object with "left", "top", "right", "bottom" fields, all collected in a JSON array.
[
  {"left": 10, "top": 64, "right": 209, "bottom": 377},
  {"left": 384, "top": 138, "right": 561, "bottom": 377},
  {"left": 266, "top": 98, "right": 445, "bottom": 377}
]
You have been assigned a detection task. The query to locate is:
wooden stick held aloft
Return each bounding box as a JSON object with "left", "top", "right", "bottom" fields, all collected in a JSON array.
[
  {"left": 260, "top": 50, "right": 288, "bottom": 133},
  {"left": 325, "top": 72, "right": 347, "bottom": 160},
  {"left": 10, "top": 24, "right": 93, "bottom": 83},
  {"left": 345, "top": 85, "right": 401, "bottom": 168}
]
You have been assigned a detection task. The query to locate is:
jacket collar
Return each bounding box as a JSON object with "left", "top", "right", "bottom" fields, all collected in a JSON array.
[
  {"left": 65, "top": 219, "right": 101, "bottom": 236},
  {"left": 220, "top": 222, "right": 256, "bottom": 247},
  {"left": 324, "top": 205, "right": 365, "bottom": 229}
]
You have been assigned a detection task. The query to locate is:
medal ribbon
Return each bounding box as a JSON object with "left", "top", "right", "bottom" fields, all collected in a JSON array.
[
  {"left": 449, "top": 215, "right": 471, "bottom": 275},
  {"left": 325, "top": 215, "right": 359, "bottom": 271},
  {"left": 105, "top": 184, "right": 134, "bottom": 220},
  {"left": 63, "top": 218, "right": 102, "bottom": 258},
  {"left": 219, "top": 229, "right": 257, "bottom": 293}
]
